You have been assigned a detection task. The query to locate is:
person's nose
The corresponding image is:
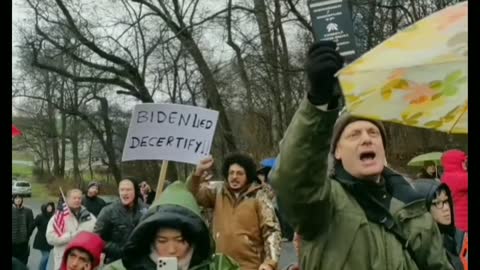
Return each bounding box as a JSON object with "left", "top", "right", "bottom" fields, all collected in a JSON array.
[
  {"left": 360, "top": 131, "right": 373, "bottom": 145},
  {"left": 70, "top": 257, "right": 79, "bottom": 267},
  {"left": 167, "top": 243, "right": 177, "bottom": 255}
]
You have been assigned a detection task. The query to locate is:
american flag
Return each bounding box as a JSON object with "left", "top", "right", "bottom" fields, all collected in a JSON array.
[{"left": 53, "top": 198, "right": 70, "bottom": 237}]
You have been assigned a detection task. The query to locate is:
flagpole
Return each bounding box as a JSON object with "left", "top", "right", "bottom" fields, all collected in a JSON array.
[
  {"left": 59, "top": 187, "right": 67, "bottom": 203},
  {"left": 154, "top": 160, "right": 169, "bottom": 201}
]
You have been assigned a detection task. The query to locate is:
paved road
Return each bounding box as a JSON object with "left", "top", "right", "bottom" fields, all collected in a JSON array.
[
  {"left": 23, "top": 197, "right": 53, "bottom": 270},
  {"left": 12, "top": 160, "right": 34, "bottom": 166},
  {"left": 22, "top": 197, "right": 297, "bottom": 269}
]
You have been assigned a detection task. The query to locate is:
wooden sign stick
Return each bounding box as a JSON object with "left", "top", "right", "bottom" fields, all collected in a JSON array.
[{"left": 154, "top": 160, "right": 169, "bottom": 200}]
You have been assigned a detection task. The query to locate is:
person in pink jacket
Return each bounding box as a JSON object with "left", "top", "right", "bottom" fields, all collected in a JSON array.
[{"left": 441, "top": 150, "right": 468, "bottom": 232}]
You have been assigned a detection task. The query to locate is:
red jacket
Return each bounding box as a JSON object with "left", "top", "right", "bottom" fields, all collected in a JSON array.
[
  {"left": 441, "top": 150, "right": 468, "bottom": 232},
  {"left": 60, "top": 231, "right": 105, "bottom": 270}
]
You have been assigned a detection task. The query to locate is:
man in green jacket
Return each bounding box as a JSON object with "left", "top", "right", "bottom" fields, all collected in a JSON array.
[
  {"left": 270, "top": 41, "right": 453, "bottom": 270},
  {"left": 102, "top": 181, "right": 240, "bottom": 270}
]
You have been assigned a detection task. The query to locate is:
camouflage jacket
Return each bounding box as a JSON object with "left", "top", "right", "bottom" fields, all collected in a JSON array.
[{"left": 187, "top": 176, "right": 282, "bottom": 270}]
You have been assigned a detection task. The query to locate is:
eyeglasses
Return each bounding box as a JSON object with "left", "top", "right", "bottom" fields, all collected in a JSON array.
[{"left": 431, "top": 199, "right": 449, "bottom": 209}]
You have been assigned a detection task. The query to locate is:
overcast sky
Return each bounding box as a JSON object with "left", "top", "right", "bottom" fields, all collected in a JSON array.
[{"left": 12, "top": 0, "right": 28, "bottom": 71}]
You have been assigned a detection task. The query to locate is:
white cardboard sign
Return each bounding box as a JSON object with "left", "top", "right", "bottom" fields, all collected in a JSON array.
[{"left": 121, "top": 103, "right": 219, "bottom": 165}]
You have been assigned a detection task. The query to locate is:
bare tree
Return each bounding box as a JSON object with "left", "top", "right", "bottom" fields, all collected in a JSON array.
[
  {"left": 25, "top": 0, "right": 167, "bottom": 102},
  {"left": 130, "top": 0, "right": 247, "bottom": 152}
]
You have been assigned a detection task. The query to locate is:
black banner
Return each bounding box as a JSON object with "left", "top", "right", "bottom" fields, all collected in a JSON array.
[{"left": 308, "top": 0, "right": 358, "bottom": 62}]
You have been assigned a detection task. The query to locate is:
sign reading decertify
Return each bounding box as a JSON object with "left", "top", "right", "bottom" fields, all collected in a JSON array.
[
  {"left": 122, "top": 103, "right": 219, "bottom": 165},
  {"left": 308, "top": 0, "right": 358, "bottom": 61}
]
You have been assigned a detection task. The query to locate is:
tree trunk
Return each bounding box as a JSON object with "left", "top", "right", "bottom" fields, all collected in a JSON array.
[
  {"left": 410, "top": 0, "right": 420, "bottom": 21},
  {"left": 71, "top": 115, "right": 82, "bottom": 186},
  {"left": 44, "top": 72, "right": 61, "bottom": 176},
  {"left": 367, "top": 0, "right": 377, "bottom": 49},
  {"left": 43, "top": 139, "right": 51, "bottom": 174},
  {"left": 97, "top": 96, "right": 122, "bottom": 184},
  {"left": 226, "top": 0, "right": 253, "bottom": 112},
  {"left": 272, "top": 26, "right": 285, "bottom": 138},
  {"left": 275, "top": 0, "right": 294, "bottom": 124},
  {"left": 88, "top": 133, "right": 94, "bottom": 180},
  {"left": 391, "top": 0, "right": 398, "bottom": 34},
  {"left": 60, "top": 83, "right": 67, "bottom": 177},
  {"left": 252, "top": 0, "right": 284, "bottom": 144},
  {"left": 71, "top": 64, "right": 82, "bottom": 186}
]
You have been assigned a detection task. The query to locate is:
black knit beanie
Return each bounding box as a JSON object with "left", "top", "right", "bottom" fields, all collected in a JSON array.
[
  {"left": 330, "top": 113, "right": 387, "bottom": 156},
  {"left": 87, "top": 181, "right": 99, "bottom": 190}
]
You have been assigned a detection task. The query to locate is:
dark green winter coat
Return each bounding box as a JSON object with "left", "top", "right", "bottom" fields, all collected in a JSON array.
[{"left": 271, "top": 99, "right": 453, "bottom": 270}]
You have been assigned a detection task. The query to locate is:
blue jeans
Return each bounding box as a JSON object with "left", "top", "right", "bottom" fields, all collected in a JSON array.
[{"left": 39, "top": 250, "right": 50, "bottom": 270}]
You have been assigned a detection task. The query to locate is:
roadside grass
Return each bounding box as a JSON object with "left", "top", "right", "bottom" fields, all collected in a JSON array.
[
  {"left": 31, "top": 181, "right": 57, "bottom": 201},
  {"left": 12, "top": 151, "right": 118, "bottom": 197},
  {"left": 12, "top": 163, "right": 33, "bottom": 179}
]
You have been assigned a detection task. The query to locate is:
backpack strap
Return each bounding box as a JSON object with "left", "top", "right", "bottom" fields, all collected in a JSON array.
[{"left": 388, "top": 225, "right": 420, "bottom": 267}]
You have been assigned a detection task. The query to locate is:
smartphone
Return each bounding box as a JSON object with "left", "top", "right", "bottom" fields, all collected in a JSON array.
[{"left": 157, "top": 257, "right": 178, "bottom": 270}]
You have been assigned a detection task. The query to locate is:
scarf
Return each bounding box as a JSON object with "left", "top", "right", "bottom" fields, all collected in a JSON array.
[{"left": 333, "top": 164, "right": 423, "bottom": 225}]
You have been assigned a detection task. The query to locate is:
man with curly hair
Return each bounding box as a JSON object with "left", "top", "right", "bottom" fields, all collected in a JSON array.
[{"left": 187, "top": 153, "right": 281, "bottom": 270}]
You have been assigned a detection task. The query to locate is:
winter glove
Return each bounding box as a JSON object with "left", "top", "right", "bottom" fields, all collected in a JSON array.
[{"left": 305, "top": 41, "right": 345, "bottom": 106}]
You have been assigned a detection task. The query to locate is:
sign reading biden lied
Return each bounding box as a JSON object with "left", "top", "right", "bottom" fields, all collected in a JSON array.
[{"left": 121, "top": 103, "right": 219, "bottom": 165}]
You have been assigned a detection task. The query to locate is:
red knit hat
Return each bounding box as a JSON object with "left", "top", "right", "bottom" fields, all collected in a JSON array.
[{"left": 60, "top": 232, "right": 105, "bottom": 270}]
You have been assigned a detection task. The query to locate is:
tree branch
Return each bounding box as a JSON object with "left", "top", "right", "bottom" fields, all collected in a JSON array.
[
  {"left": 286, "top": 0, "right": 313, "bottom": 34},
  {"left": 30, "top": 43, "right": 138, "bottom": 94},
  {"left": 54, "top": 0, "right": 140, "bottom": 72},
  {"left": 132, "top": 0, "right": 182, "bottom": 32},
  {"left": 115, "top": 90, "right": 142, "bottom": 100},
  {"left": 377, "top": 4, "right": 414, "bottom": 23},
  {"left": 34, "top": 25, "right": 126, "bottom": 76}
]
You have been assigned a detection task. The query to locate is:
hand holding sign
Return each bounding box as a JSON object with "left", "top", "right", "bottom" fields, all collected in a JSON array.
[
  {"left": 195, "top": 156, "right": 214, "bottom": 180},
  {"left": 306, "top": 41, "right": 344, "bottom": 105}
]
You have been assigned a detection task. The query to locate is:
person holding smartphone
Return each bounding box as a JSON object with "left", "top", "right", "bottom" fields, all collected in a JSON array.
[{"left": 103, "top": 181, "right": 240, "bottom": 270}]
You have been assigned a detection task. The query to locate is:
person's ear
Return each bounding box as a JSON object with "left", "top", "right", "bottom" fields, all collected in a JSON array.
[{"left": 334, "top": 146, "right": 341, "bottom": 160}]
